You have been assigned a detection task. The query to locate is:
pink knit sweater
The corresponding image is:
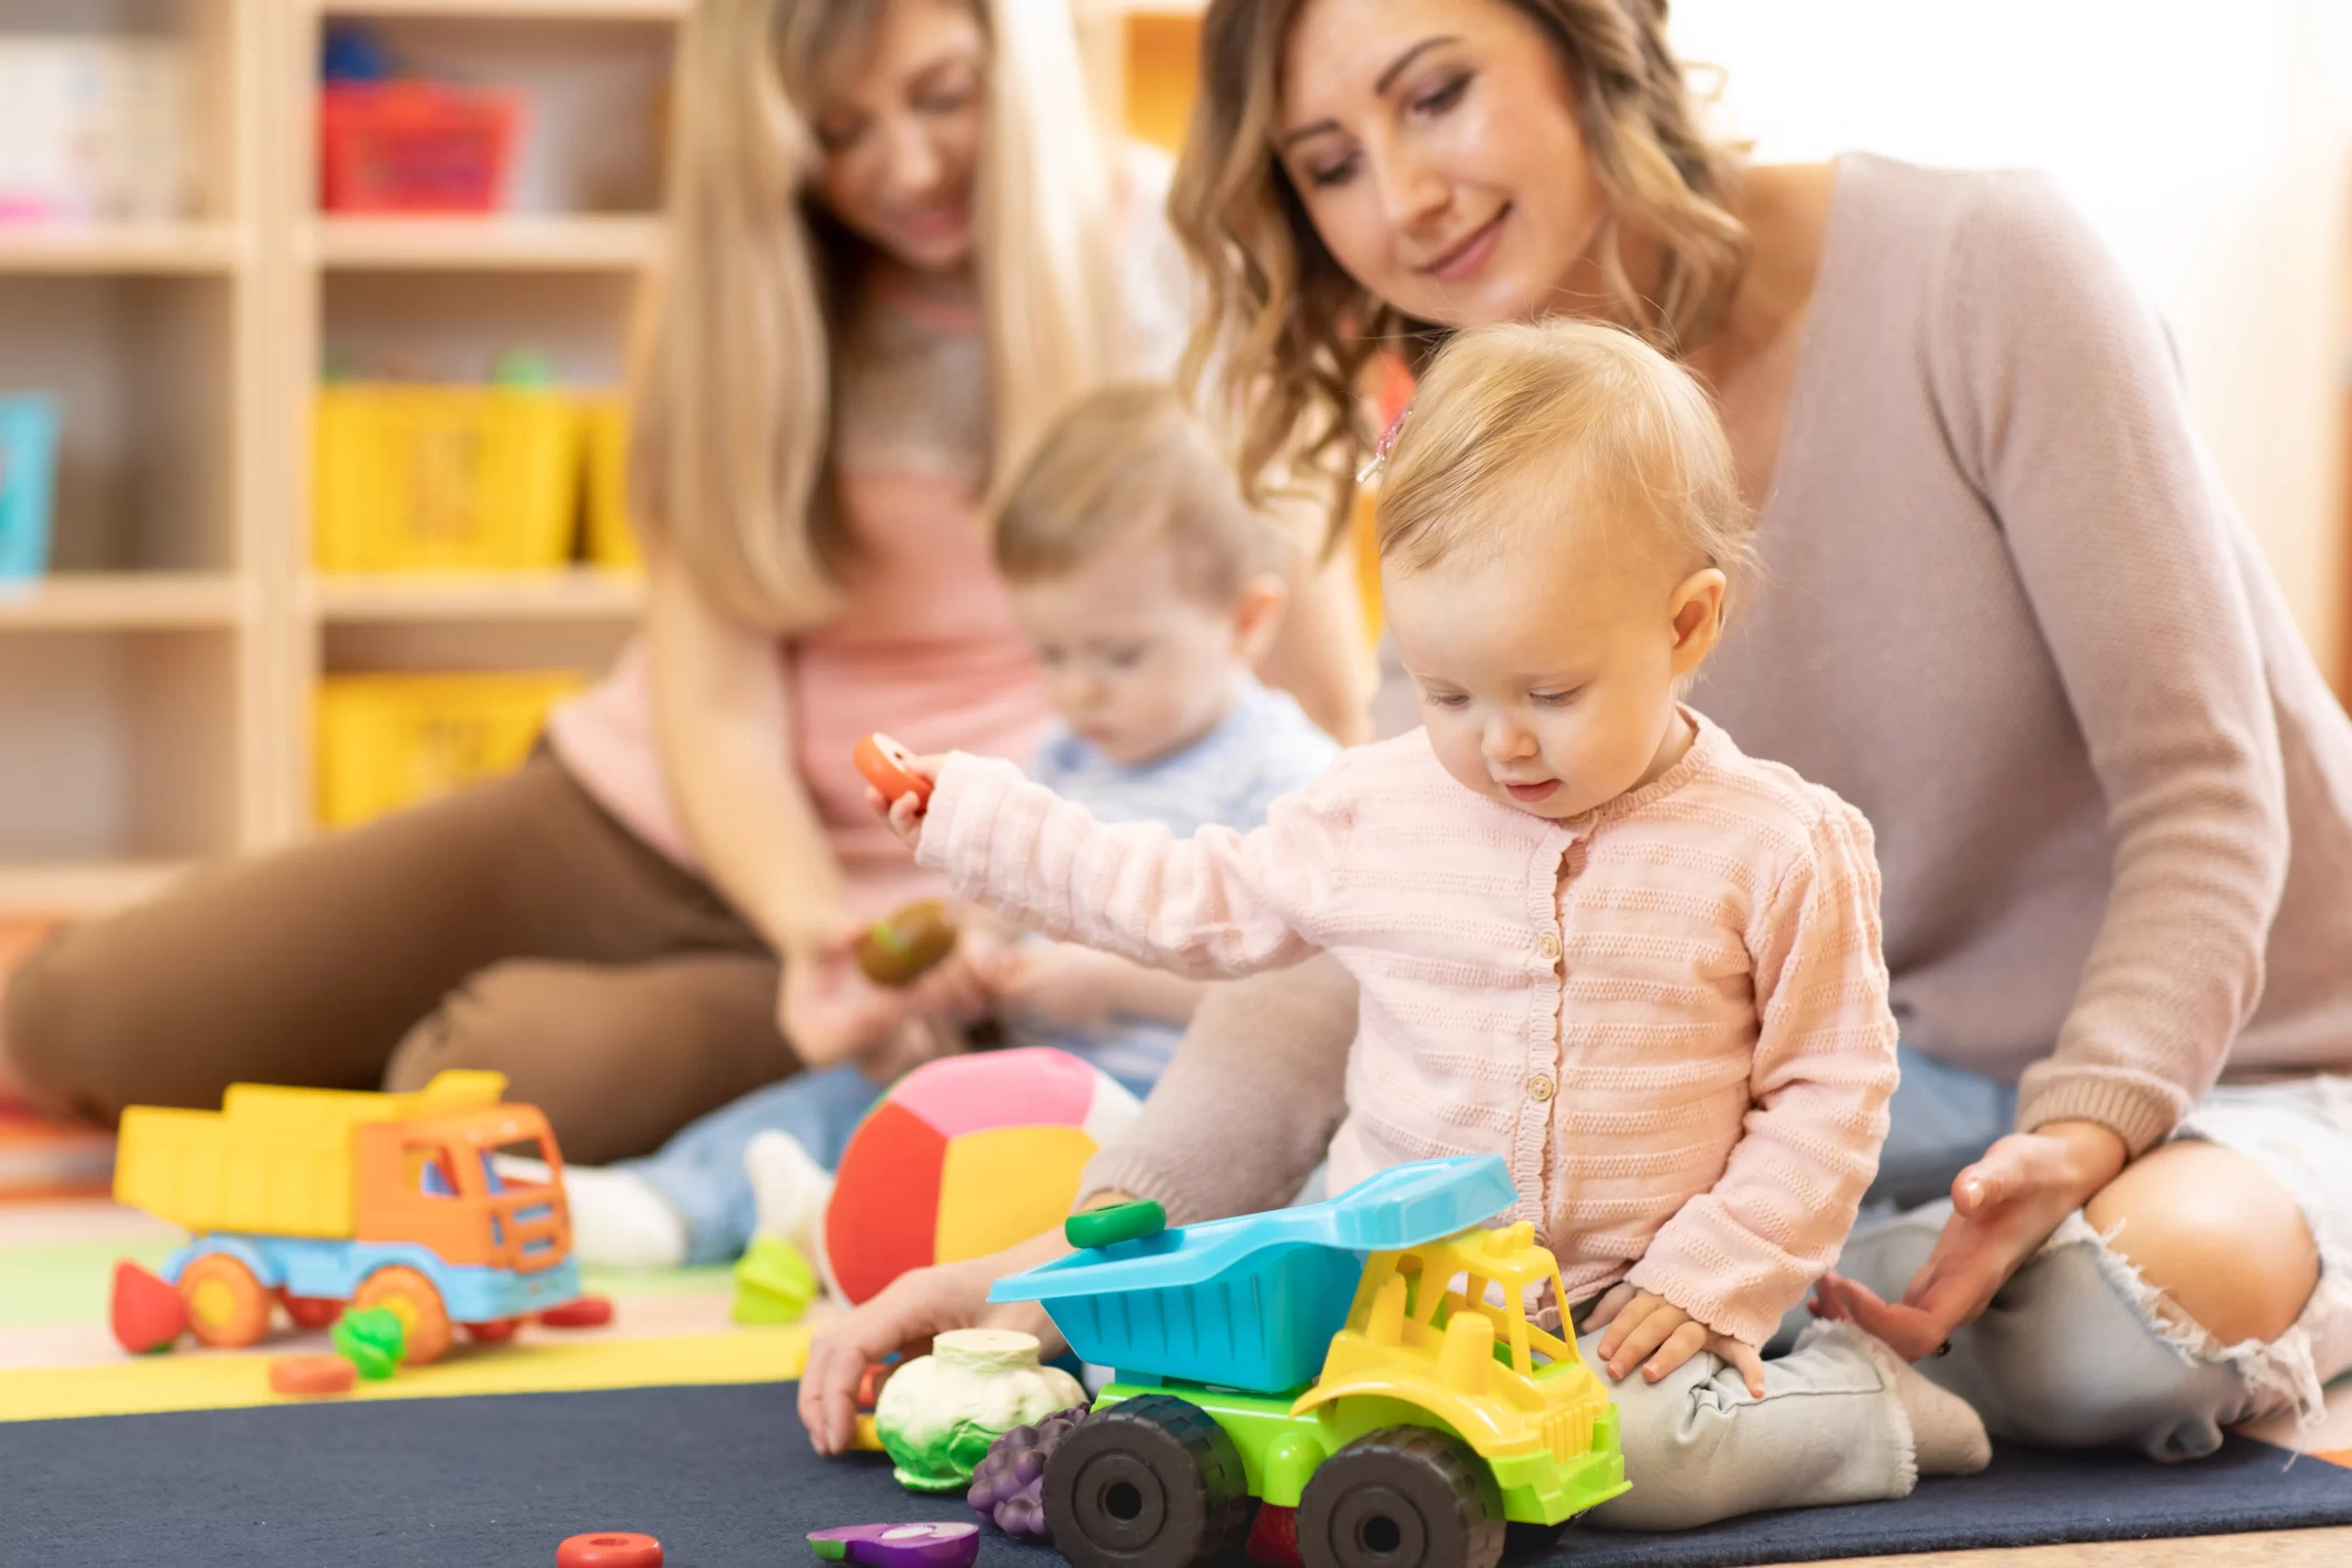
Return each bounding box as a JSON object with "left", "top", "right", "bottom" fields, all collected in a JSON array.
[{"left": 916, "top": 711, "right": 1899, "bottom": 1345}]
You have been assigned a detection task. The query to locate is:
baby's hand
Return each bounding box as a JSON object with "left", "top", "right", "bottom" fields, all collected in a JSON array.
[
  {"left": 865, "top": 785, "right": 931, "bottom": 851},
  {"left": 1587, "top": 1283, "right": 1767, "bottom": 1398},
  {"left": 855, "top": 733, "right": 943, "bottom": 851}
]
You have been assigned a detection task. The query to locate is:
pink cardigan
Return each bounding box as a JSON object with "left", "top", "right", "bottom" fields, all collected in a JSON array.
[{"left": 916, "top": 711, "right": 1899, "bottom": 1344}]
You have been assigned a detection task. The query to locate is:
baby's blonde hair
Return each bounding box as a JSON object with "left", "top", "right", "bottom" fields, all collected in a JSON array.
[
  {"left": 1377, "top": 321, "right": 1755, "bottom": 617},
  {"left": 996, "top": 383, "right": 1284, "bottom": 604}
]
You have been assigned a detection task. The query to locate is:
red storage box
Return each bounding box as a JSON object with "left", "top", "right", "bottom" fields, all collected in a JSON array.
[{"left": 320, "top": 83, "right": 522, "bottom": 214}]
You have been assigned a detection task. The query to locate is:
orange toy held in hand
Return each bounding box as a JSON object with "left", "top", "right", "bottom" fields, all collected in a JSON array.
[{"left": 854, "top": 733, "right": 933, "bottom": 811}]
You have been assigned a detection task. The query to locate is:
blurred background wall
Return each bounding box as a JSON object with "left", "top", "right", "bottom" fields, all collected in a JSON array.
[{"left": 1671, "top": 0, "right": 2352, "bottom": 674}]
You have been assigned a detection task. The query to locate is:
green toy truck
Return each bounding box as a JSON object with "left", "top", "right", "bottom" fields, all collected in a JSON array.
[{"left": 989, "top": 1156, "right": 1627, "bottom": 1568}]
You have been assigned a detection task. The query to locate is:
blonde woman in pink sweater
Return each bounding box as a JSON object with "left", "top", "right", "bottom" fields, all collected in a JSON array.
[{"left": 864, "top": 321, "right": 1990, "bottom": 1529}]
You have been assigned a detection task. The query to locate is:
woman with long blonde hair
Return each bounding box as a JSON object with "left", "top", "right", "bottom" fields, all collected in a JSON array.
[
  {"left": 2, "top": 0, "right": 1368, "bottom": 1247},
  {"left": 806, "top": 0, "right": 2352, "bottom": 1527}
]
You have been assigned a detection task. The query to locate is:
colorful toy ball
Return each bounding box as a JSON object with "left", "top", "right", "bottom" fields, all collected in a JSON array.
[{"left": 824, "top": 1048, "right": 1141, "bottom": 1306}]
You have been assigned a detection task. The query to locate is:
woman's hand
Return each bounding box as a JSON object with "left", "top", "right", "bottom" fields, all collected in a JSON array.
[
  {"left": 776, "top": 919, "right": 990, "bottom": 1071},
  {"left": 798, "top": 1234, "right": 1071, "bottom": 1455},
  {"left": 1811, "top": 1120, "right": 2129, "bottom": 1360},
  {"left": 1587, "top": 1283, "right": 1767, "bottom": 1397}
]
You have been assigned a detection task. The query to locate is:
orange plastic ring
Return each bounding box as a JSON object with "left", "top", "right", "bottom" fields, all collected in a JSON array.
[
  {"left": 268, "top": 1355, "right": 356, "bottom": 1396},
  {"left": 557, "top": 1532, "right": 662, "bottom": 1568}
]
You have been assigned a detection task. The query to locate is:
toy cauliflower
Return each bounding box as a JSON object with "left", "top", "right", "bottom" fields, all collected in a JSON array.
[{"left": 872, "top": 1329, "right": 1085, "bottom": 1494}]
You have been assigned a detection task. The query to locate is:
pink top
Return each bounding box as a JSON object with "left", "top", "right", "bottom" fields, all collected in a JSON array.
[
  {"left": 547, "top": 465, "right": 1050, "bottom": 921},
  {"left": 916, "top": 712, "right": 1900, "bottom": 1345},
  {"left": 548, "top": 146, "right": 1197, "bottom": 920}
]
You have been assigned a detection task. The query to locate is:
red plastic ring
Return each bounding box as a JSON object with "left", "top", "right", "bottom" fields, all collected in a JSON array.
[
  {"left": 539, "top": 1295, "right": 615, "bottom": 1329},
  {"left": 557, "top": 1532, "right": 662, "bottom": 1568}
]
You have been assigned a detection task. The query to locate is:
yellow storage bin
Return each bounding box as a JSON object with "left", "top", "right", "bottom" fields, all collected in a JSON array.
[
  {"left": 315, "top": 385, "right": 583, "bottom": 572},
  {"left": 316, "top": 671, "right": 585, "bottom": 829},
  {"left": 582, "top": 395, "right": 644, "bottom": 571}
]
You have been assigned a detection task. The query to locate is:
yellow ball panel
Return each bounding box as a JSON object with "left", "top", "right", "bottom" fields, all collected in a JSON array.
[{"left": 933, "top": 1125, "right": 1101, "bottom": 1263}]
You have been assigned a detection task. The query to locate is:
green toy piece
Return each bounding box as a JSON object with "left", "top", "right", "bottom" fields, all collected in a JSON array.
[
  {"left": 733, "top": 1235, "right": 820, "bottom": 1325},
  {"left": 332, "top": 1305, "right": 407, "bottom": 1380},
  {"left": 1064, "top": 1199, "right": 1166, "bottom": 1250}
]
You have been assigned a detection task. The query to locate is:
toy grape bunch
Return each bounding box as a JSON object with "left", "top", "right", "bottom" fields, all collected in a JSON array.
[{"left": 967, "top": 1404, "right": 1091, "bottom": 1540}]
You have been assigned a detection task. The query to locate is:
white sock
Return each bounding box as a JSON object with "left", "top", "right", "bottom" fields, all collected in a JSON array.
[
  {"left": 745, "top": 1129, "right": 834, "bottom": 1248},
  {"left": 531, "top": 1160, "right": 687, "bottom": 1269},
  {"left": 1806, "top": 1319, "right": 1992, "bottom": 1476}
]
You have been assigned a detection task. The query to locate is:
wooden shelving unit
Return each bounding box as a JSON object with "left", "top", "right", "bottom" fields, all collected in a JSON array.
[
  {"left": 0, "top": 1, "right": 1187, "bottom": 920},
  {"left": 0, "top": 0, "right": 258, "bottom": 912}
]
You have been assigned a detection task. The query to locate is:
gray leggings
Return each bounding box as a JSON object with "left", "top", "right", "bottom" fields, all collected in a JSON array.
[{"left": 1786, "top": 1046, "right": 2352, "bottom": 1461}]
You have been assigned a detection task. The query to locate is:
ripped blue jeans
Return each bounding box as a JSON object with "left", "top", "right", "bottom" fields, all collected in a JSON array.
[{"left": 1790, "top": 1044, "right": 2352, "bottom": 1461}]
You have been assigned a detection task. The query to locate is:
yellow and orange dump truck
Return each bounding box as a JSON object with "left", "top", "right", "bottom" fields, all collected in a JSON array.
[{"left": 110, "top": 1069, "right": 579, "bottom": 1362}]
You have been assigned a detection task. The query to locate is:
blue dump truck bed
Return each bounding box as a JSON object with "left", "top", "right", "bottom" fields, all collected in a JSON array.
[{"left": 989, "top": 1156, "right": 1519, "bottom": 1393}]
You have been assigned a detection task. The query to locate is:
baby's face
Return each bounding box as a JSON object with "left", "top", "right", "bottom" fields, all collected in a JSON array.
[
  {"left": 1010, "top": 539, "right": 1252, "bottom": 768},
  {"left": 1385, "top": 507, "right": 1721, "bottom": 821}
]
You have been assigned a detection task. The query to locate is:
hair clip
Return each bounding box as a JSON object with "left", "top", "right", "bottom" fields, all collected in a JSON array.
[{"left": 1357, "top": 399, "right": 1414, "bottom": 485}]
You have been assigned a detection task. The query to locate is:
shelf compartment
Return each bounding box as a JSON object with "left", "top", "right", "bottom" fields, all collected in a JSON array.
[
  {"left": 0, "top": 275, "right": 238, "bottom": 572},
  {"left": 309, "top": 15, "right": 673, "bottom": 218},
  {"left": 0, "top": 628, "right": 240, "bottom": 865},
  {"left": 0, "top": 572, "right": 243, "bottom": 629}
]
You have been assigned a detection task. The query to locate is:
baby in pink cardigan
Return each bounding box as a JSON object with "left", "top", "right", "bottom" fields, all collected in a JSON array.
[{"left": 873, "top": 322, "right": 1989, "bottom": 1529}]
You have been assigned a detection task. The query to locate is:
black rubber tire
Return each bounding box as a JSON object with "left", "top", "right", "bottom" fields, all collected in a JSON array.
[
  {"left": 1298, "top": 1427, "right": 1505, "bottom": 1568},
  {"left": 1042, "top": 1394, "right": 1252, "bottom": 1568}
]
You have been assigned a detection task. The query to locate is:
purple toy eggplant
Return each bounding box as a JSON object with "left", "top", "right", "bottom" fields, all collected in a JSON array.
[{"left": 807, "top": 1522, "right": 980, "bottom": 1568}]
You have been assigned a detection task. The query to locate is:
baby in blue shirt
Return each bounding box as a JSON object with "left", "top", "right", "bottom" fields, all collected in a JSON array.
[{"left": 561, "top": 384, "right": 1340, "bottom": 1269}]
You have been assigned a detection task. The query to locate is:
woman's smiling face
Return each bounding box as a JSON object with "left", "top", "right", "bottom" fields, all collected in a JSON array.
[
  {"left": 1275, "top": 0, "right": 1611, "bottom": 329},
  {"left": 805, "top": 0, "right": 988, "bottom": 275}
]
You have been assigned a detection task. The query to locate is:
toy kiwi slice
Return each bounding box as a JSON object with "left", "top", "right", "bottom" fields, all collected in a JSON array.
[{"left": 857, "top": 899, "right": 957, "bottom": 987}]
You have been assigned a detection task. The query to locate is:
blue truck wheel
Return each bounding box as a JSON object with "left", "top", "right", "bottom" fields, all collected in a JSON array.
[{"left": 1044, "top": 1395, "right": 1251, "bottom": 1568}]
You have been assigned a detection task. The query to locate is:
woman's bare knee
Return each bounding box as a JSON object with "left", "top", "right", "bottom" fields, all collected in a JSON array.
[{"left": 2084, "top": 1141, "right": 2318, "bottom": 1345}]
